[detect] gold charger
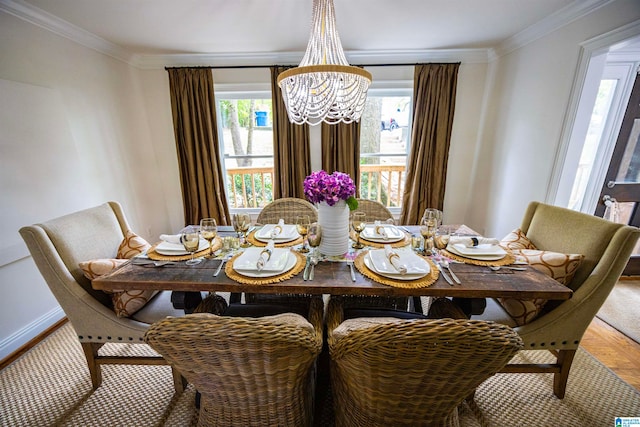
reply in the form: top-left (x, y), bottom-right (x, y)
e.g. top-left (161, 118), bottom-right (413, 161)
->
top-left (441, 249), bottom-right (516, 267)
top-left (246, 230), bottom-right (304, 248)
top-left (147, 237), bottom-right (222, 261)
top-left (225, 250), bottom-right (306, 284)
top-left (350, 230), bottom-right (411, 249)
top-left (354, 251), bottom-right (439, 289)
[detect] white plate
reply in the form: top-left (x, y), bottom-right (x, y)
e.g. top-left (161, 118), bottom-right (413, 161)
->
top-left (155, 239), bottom-right (208, 256)
top-left (364, 253), bottom-right (428, 281)
top-left (254, 224), bottom-right (299, 242)
top-left (447, 244), bottom-right (506, 261)
top-left (233, 247), bottom-right (290, 272)
top-left (360, 224), bottom-right (404, 243)
top-left (233, 249), bottom-right (296, 278)
top-left (368, 249), bottom-right (430, 274)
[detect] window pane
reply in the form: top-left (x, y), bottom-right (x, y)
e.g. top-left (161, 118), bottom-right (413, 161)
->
top-left (358, 96), bottom-right (411, 207)
top-left (217, 99), bottom-right (274, 209)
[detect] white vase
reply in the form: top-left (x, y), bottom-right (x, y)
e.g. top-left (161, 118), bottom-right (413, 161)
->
top-left (317, 200), bottom-right (350, 256)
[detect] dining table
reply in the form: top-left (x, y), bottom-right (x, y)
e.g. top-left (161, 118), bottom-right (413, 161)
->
top-left (92, 224), bottom-right (573, 312)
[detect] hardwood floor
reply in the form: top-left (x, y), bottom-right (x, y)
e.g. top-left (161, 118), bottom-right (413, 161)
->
top-left (582, 316), bottom-right (640, 391)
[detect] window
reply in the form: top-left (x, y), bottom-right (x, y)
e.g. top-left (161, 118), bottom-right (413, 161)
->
top-left (216, 95), bottom-right (274, 211)
top-left (358, 92), bottom-right (412, 209)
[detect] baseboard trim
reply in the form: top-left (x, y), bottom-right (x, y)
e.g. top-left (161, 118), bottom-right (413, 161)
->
top-left (0, 307), bottom-right (66, 369)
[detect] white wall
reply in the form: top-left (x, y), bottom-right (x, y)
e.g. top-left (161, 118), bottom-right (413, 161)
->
top-left (467, 0), bottom-right (640, 238)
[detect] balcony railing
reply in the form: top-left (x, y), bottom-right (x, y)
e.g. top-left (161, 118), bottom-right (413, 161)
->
top-left (225, 164), bottom-right (406, 209)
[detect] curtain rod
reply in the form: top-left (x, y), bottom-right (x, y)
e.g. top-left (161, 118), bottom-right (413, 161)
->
top-left (164, 62), bottom-right (460, 71)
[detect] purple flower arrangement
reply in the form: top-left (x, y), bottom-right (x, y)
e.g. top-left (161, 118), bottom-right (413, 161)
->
top-left (303, 170), bottom-right (358, 210)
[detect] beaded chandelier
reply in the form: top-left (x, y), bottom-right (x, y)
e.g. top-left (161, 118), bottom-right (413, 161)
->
top-left (277, 0), bottom-right (372, 126)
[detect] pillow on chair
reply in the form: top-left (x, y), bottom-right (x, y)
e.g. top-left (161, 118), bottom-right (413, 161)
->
top-left (79, 230), bottom-right (157, 318)
top-left (498, 229), bottom-right (584, 325)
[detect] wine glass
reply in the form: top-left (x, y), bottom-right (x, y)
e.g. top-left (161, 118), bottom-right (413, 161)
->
top-left (307, 223), bottom-right (322, 261)
top-left (233, 213), bottom-right (251, 247)
top-left (296, 214), bottom-right (310, 253)
top-left (420, 215), bottom-right (437, 255)
top-left (351, 212), bottom-right (366, 249)
top-left (199, 218), bottom-right (217, 258)
top-left (180, 226), bottom-right (202, 266)
top-left (422, 208), bottom-right (443, 227)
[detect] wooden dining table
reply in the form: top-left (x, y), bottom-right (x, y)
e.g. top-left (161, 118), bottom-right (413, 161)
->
top-left (92, 226), bottom-right (572, 307)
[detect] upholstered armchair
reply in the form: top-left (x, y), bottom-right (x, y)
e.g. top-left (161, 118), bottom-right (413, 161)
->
top-left (145, 296), bottom-right (324, 427)
top-left (326, 297), bottom-right (523, 427)
top-left (477, 201), bottom-right (640, 398)
top-left (19, 201), bottom-right (187, 391)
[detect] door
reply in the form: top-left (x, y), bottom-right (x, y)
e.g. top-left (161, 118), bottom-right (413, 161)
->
top-left (596, 71), bottom-right (640, 275)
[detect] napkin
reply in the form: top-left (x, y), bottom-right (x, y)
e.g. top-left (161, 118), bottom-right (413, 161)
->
top-left (256, 240), bottom-right (275, 271)
top-left (159, 234), bottom-right (182, 244)
top-left (449, 236), bottom-right (499, 247)
top-left (271, 219), bottom-right (285, 238)
top-left (384, 244), bottom-right (407, 275)
top-left (374, 220), bottom-right (388, 239)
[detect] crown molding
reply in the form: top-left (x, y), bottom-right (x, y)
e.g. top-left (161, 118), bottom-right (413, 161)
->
top-left (494, 0), bottom-right (615, 59)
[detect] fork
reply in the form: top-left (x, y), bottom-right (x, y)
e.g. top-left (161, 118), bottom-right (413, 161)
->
top-left (440, 259), bottom-right (461, 284)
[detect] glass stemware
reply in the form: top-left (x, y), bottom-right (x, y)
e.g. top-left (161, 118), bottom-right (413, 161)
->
top-left (420, 215), bottom-right (437, 255)
top-left (307, 222), bottom-right (322, 261)
top-left (199, 218), bottom-right (217, 258)
top-left (296, 214), bottom-right (310, 253)
top-left (351, 212), bottom-right (366, 249)
top-left (232, 213), bottom-right (251, 247)
top-left (422, 208), bottom-right (443, 227)
top-left (180, 226), bottom-right (202, 266)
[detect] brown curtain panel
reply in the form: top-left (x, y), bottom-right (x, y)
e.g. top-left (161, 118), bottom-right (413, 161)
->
top-left (400, 63), bottom-right (460, 225)
top-left (321, 122), bottom-right (361, 195)
top-left (167, 68), bottom-right (230, 226)
top-left (270, 66), bottom-right (311, 199)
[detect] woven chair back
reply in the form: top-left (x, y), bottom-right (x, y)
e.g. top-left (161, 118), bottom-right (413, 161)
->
top-left (256, 197), bottom-right (318, 225)
top-left (328, 317), bottom-right (523, 427)
top-left (354, 199), bottom-right (394, 223)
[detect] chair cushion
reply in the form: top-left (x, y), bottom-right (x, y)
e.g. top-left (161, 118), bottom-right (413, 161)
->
top-left (131, 290), bottom-right (195, 324)
top-left (498, 230), bottom-right (584, 326)
top-left (78, 230), bottom-right (157, 318)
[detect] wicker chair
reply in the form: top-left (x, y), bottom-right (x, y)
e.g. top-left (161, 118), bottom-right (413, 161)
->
top-left (19, 202), bottom-right (187, 391)
top-left (476, 201), bottom-right (640, 398)
top-left (256, 197), bottom-right (318, 225)
top-left (353, 199), bottom-right (394, 223)
top-left (326, 297), bottom-right (523, 427)
top-left (145, 296), bottom-right (324, 427)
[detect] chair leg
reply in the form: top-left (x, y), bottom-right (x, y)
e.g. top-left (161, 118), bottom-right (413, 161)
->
top-left (81, 342), bottom-right (103, 390)
top-left (172, 366), bottom-right (187, 393)
top-left (553, 349), bottom-right (577, 399)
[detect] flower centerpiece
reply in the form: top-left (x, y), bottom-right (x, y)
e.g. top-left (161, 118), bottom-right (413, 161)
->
top-left (303, 170), bottom-right (358, 210)
top-left (303, 170), bottom-right (358, 256)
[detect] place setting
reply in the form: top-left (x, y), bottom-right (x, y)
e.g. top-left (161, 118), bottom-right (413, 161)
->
top-left (354, 244), bottom-right (439, 289)
top-left (440, 235), bottom-right (516, 267)
top-left (246, 217), bottom-right (305, 248)
top-left (349, 214), bottom-right (411, 249)
top-left (224, 240), bottom-right (306, 284)
top-left (145, 220), bottom-right (223, 264)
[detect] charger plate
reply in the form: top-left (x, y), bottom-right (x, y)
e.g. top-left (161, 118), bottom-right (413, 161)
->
top-left (441, 248), bottom-right (516, 266)
top-left (354, 251), bottom-right (439, 289)
top-left (225, 250), bottom-right (306, 284)
top-left (147, 237), bottom-right (222, 261)
top-left (247, 230), bottom-right (304, 248)
top-left (350, 230), bottom-right (411, 248)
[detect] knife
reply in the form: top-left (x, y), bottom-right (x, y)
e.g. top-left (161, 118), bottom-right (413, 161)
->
top-left (436, 263), bottom-right (454, 285)
top-left (303, 257), bottom-right (310, 281)
top-left (348, 261), bottom-right (356, 282)
top-left (213, 258), bottom-right (226, 277)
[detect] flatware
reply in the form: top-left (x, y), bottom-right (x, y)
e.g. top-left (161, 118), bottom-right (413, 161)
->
top-left (213, 256), bottom-right (229, 277)
top-left (436, 262), bottom-right (454, 285)
top-left (348, 261), bottom-right (356, 282)
top-left (440, 259), bottom-right (461, 284)
top-left (489, 265), bottom-right (528, 271)
top-left (303, 257), bottom-right (311, 281)
top-left (309, 258), bottom-right (317, 281)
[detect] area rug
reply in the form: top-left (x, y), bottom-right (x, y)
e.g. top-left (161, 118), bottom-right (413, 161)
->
top-left (2, 323), bottom-right (640, 426)
top-left (597, 279), bottom-right (640, 344)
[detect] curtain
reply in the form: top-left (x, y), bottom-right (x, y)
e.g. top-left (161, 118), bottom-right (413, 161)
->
top-left (400, 63), bottom-right (460, 225)
top-left (270, 66), bottom-right (311, 199)
top-left (167, 68), bottom-right (230, 226)
top-left (321, 122), bottom-right (361, 195)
